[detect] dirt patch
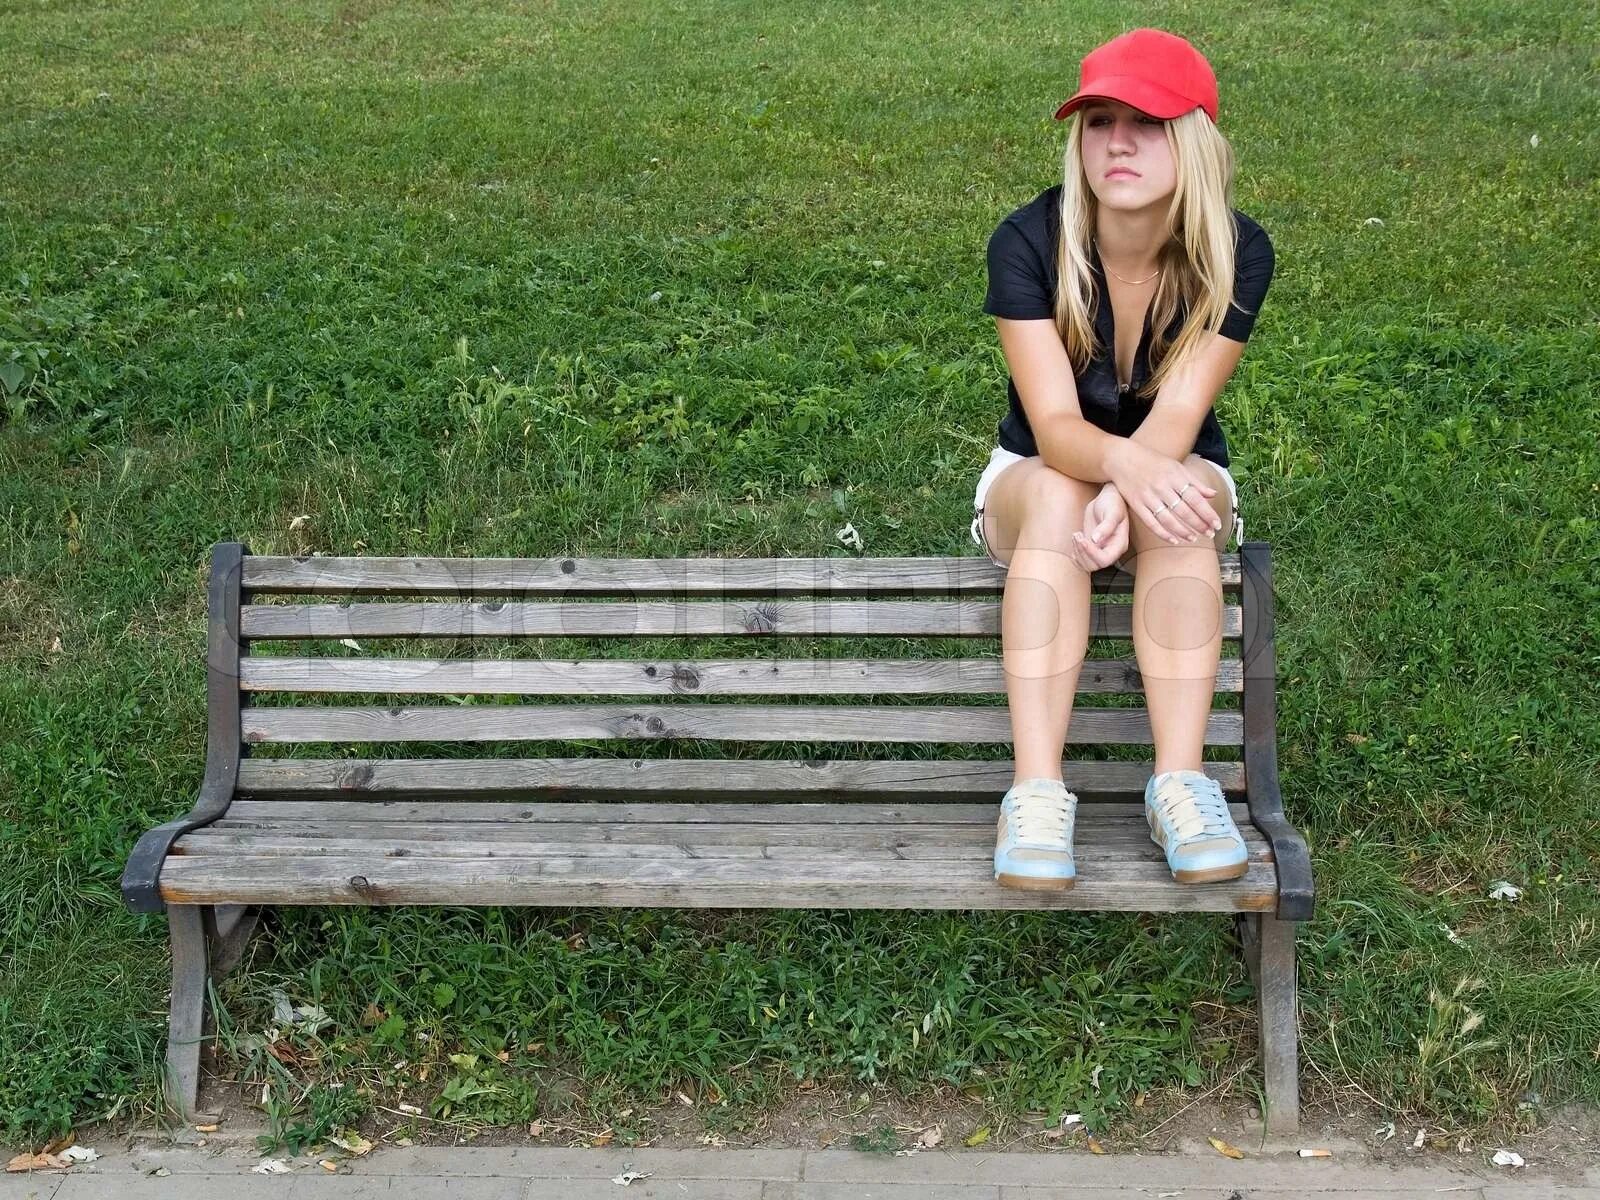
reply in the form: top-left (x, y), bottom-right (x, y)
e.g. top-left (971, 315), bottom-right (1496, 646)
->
top-left (69, 1070), bottom-right (1599, 1184)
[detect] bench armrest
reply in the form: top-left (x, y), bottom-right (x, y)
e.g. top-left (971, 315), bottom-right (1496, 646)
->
top-left (1239, 540), bottom-right (1315, 923)
top-left (121, 540), bottom-right (249, 915)
top-left (1247, 778), bottom-right (1314, 922)
top-left (121, 768), bottom-right (237, 914)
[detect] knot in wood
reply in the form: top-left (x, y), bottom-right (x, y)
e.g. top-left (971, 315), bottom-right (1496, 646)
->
top-left (646, 716), bottom-right (666, 733)
top-left (339, 764), bottom-right (375, 791)
top-left (348, 875), bottom-right (374, 894)
top-left (742, 603), bottom-right (779, 634)
top-left (560, 559), bottom-right (577, 574)
top-left (670, 664), bottom-right (701, 691)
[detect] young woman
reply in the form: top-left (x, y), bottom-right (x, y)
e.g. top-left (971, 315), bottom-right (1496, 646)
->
top-left (968, 28), bottom-right (1276, 891)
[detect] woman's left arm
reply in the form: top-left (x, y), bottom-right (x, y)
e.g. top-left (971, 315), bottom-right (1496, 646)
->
top-left (1127, 331), bottom-right (1248, 462)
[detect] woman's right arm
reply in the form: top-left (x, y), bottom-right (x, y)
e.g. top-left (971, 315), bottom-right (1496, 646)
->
top-left (994, 316), bottom-right (1129, 485)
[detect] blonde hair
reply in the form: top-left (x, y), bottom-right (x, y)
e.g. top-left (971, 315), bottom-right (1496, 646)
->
top-left (1052, 107), bottom-right (1247, 399)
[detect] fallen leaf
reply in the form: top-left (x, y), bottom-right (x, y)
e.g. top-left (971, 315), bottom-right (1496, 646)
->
top-left (1492, 1149), bottom-right (1526, 1168)
top-left (1208, 1136), bottom-right (1245, 1160)
top-left (528, 1122), bottom-right (545, 1138)
top-left (7, 1152), bottom-right (67, 1173)
top-left (328, 1130), bottom-right (373, 1157)
top-left (1087, 1136), bottom-right (1106, 1155)
top-left (964, 1127), bottom-right (990, 1148)
top-left (41, 1133), bottom-right (74, 1156)
top-left (360, 1002), bottom-right (386, 1027)
top-left (611, 1170), bottom-right (652, 1185)
top-left (591, 1131), bottom-right (614, 1148)
top-left (917, 1126), bottom-right (943, 1149)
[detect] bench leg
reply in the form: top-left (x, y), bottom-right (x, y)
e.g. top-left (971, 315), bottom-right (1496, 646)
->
top-left (1246, 913), bottom-right (1300, 1134)
top-left (165, 904), bottom-right (217, 1123)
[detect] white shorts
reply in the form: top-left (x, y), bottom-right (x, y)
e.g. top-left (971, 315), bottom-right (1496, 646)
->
top-left (967, 444), bottom-right (1244, 568)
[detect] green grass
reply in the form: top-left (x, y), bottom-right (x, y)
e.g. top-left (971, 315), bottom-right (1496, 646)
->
top-left (3, 0), bottom-right (1598, 1147)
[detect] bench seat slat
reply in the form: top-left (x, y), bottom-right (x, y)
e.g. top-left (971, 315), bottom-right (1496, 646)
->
top-left (239, 704), bottom-right (1245, 746)
top-left (234, 757), bottom-right (1248, 798)
top-left (178, 835), bottom-right (1271, 862)
top-left (158, 853), bottom-right (1277, 912)
top-left (223, 800), bottom-right (1255, 825)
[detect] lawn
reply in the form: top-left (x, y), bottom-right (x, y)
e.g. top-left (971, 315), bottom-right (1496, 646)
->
top-left (2, 0), bottom-right (1597, 1147)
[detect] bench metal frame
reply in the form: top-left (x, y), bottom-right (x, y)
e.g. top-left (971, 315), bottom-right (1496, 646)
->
top-left (122, 540), bottom-right (1312, 1130)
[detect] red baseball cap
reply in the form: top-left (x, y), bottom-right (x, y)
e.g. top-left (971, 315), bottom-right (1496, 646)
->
top-left (1053, 28), bottom-right (1219, 124)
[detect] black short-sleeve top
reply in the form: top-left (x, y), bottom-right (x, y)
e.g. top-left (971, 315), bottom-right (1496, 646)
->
top-left (982, 183), bottom-right (1275, 469)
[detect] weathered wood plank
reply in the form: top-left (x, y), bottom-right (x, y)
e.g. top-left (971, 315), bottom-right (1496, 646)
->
top-left (239, 704), bottom-right (1246, 746)
top-left (235, 757), bottom-right (1248, 800)
top-left (174, 830), bottom-right (1273, 862)
top-left (238, 656), bottom-right (1246, 696)
top-left (158, 853), bottom-right (1278, 912)
top-left (178, 825), bottom-right (1273, 857)
top-left (241, 554), bottom-right (1243, 596)
top-left (222, 799), bottom-right (1258, 827)
top-left (239, 600), bottom-right (1244, 640)
top-left (163, 906), bottom-right (214, 1122)
top-left (1256, 914), bottom-right (1301, 1133)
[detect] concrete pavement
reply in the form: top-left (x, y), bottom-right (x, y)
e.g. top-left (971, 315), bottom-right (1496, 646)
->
top-left (4, 1143), bottom-right (1596, 1200)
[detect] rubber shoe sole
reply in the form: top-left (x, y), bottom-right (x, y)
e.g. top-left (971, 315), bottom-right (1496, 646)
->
top-left (1147, 808), bottom-right (1249, 884)
top-left (995, 869), bottom-right (1076, 892)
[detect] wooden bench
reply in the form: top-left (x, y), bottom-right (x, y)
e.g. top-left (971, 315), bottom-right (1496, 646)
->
top-left (121, 540), bottom-right (1313, 1131)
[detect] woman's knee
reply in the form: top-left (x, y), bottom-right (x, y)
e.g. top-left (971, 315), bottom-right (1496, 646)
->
top-left (1016, 465), bottom-right (1100, 533)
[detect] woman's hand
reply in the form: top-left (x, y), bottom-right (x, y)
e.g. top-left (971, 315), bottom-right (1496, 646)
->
top-left (1070, 483), bottom-right (1130, 573)
top-left (1107, 441), bottom-right (1221, 544)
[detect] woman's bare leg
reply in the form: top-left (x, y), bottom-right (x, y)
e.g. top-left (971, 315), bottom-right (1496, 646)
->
top-left (979, 459), bottom-right (1105, 783)
top-left (1115, 454), bottom-right (1233, 775)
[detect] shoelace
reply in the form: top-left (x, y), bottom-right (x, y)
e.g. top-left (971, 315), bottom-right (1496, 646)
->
top-left (1148, 773), bottom-right (1233, 843)
top-left (1006, 786), bottom-right (1076, 845)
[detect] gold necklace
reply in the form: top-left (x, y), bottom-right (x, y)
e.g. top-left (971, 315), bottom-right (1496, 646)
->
top-left (1093, 239), bottom-right (1162, 286)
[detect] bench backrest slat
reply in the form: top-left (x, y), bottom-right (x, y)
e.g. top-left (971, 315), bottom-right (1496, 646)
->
top-left (239, 657), bottom-right (1245, 695)
top-left (241, 555), bottom-right (1243, 595)
top-left (239, 599), bottom-right (1243, 640)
